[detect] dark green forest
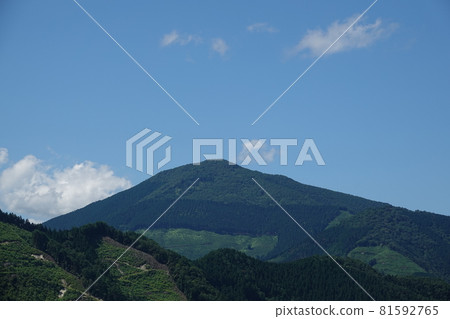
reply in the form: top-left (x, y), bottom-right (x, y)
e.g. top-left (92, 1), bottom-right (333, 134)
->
top-left (0, 210), bottom-right (217, 300)
top-left (196, 249), bottom-right (450, 301)
top-left (45, 161), bottom-right (386, 232)
top-left (43, 160), bottom-right (450, 282)
top-left (1, 209), bottom-right (450, 301)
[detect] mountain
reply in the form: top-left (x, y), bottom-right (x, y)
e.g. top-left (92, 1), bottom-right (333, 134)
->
top-left (2, 210), bottom-right (450, 301)
top-left (0, 210), bottom-right (215, 301)
top-left (45, 160), bottom-right (386, 233)
top-left (44, 160), bottom-right (450, 282)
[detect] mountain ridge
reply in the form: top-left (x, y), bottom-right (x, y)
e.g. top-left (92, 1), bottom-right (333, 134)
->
top-left (44, 160), bottom-right (388, 229)
top-left (43, 160), bottom-right (450, 282)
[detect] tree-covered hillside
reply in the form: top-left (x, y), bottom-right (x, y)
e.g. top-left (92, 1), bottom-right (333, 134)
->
top-left (0, 220), bottom-right (86, 300)
top-left (44, 160), bottom-right (386, 232)
top-left (42, 160), bottom-right (450, 282)
top-left (43, 160), bottom-right (387, 261)
top-left (0, 210), bottom-right (218, 301)
top-left (2, 210), bottom-right (450, 301)
top-left (195, 249), bottom-right (450, 301)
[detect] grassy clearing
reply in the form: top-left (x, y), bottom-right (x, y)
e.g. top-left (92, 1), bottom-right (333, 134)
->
top-left (97, 240), bottom-right (185, 300)
top-left (325, 210), bottom-right (353, 230)
top-left (348, 246), bottom-right (426, 277)
top-left (140, 228), bottom-right (278, 260)
top-left (118, 270), bottom-right (183, 301)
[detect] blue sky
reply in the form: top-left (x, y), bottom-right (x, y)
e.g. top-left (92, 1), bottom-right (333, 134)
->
top-left (1, 0), bottom-right (449, 222)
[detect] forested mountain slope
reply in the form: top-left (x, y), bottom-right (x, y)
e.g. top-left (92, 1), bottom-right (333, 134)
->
top-left (2, 210), bottom-right (450, 301)
top-left (43, 161), bottom-right (450, 282)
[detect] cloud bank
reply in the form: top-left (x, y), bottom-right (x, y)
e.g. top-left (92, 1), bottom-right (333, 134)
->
top-left (290, 15), bottom-right (396, 57)
top-left (0, 151), bottom-right (131, 223)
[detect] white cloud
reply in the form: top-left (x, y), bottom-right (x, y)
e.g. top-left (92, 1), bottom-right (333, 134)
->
top-left (161, 30), bottom-right (179, 46)
top-left (290, 16), bottom-right (396, 57)
top-left (161, 30), bottom-right (202, 47)
top-left (211, 38), bottom-right (229, 56)
top-left (0, 148), bottom-right (8, 165)
top-left (238, 139), bottom-right (277, 164)
top-left (247, 22), bottom-right (277, 33)
top-left (0, 155), bottom-right (131, 223)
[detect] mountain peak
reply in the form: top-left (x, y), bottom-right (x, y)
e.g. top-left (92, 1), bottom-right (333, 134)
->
top-left (42, 162), bottom-right (450, 282)
top-left (44, 161), bottom-right (385, 231)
